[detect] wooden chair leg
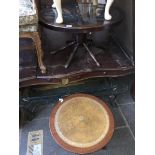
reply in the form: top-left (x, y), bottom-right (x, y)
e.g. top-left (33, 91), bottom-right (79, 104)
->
top-left (32, 32), bottom-right (46, 74)
top-left (20, 32), bottom-right (46, 74)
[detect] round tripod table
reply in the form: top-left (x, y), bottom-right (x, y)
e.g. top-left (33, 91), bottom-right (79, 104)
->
top-left (39, 4), bottom-right (123, 68)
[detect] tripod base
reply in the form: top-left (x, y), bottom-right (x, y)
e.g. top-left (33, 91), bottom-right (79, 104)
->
top-left (51, 33), bottom-right (100, 68)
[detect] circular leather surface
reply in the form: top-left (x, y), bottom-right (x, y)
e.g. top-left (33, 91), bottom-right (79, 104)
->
top-left (49, 94), bottom-right (114, 154)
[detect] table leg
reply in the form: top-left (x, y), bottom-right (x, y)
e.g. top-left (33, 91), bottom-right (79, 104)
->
top-left (83, 43), bottom-right (100, 67)
top-left (50, 42), bottom-right (75, 54)
top-left (65, 44), bottom-right (79, 68)
top-left (53, 0), bottom-right (63, 23)
top-left (104, 0), bottom-right (114, 20)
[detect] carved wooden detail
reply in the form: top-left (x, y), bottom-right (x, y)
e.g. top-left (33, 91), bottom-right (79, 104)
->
top-left (20, 32), bottom-right (46, 74)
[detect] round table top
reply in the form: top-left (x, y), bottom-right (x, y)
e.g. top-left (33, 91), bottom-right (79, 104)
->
top-left (49, 93), bottom-right (114, 154)
top-left (39, 4), bottom-right (123, 32)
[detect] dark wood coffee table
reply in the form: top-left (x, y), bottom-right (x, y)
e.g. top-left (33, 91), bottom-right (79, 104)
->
top-left (39, 4), bottom-right (123, 68)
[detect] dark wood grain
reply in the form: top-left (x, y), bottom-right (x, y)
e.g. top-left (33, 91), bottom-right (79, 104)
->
top-left (19, 38), bottom-right (134, 88)
top-left (19, 5), bottom-right (134, 88)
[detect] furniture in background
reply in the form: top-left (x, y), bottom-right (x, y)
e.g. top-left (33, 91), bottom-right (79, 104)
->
top-left (19, 0), bottom-right (134, 88)
top-left (19, 0), bottom-right (46, 74)
top-left (39, 4), bottom-right (122, 68)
